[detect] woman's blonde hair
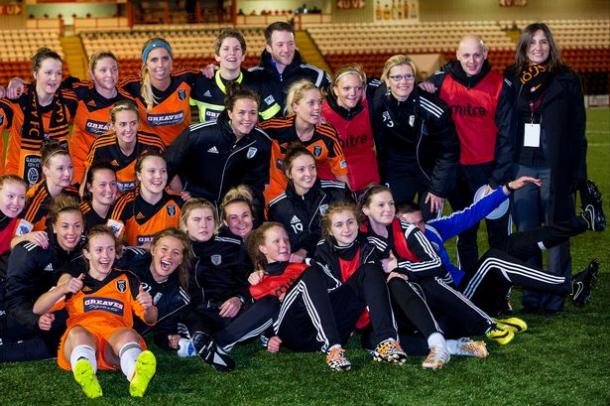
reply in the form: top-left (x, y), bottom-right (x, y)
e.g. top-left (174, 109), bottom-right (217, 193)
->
top-left (381, 55), bottom-right (417, 84)
top-left (220, 185), bottom-right (254, 223)
top-left (0, 174), bottom-right (27, 190)
top-left (180, 197), bottom-right (218, 234)
top-left (331, 64), bottom-right (366, 98)
top-left (140, 38), bottom-right (173, 111)
top-left (285, 79), bottom-right (321, 114)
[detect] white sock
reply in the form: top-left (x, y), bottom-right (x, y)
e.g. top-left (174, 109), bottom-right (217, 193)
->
top-left (445, 339), bottom-right (459, 355)
top-left (427, 332), bottom-right (447, 352)
top-left (70, 345), bottom-right (97, 373)
top-left (119, 342), bottom-right (142, 381)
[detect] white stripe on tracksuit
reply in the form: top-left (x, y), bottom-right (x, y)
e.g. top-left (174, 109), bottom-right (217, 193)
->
top-left (397, 232), bottom-right (443, 273)
top-left (273, 280), bottom-right (332, 352)
top-left (220, 318), bottom-right (274, 353)
top-left (462, 256), bottom-right (566, 299)
top-left (435, 278), bottom-right (494, 324)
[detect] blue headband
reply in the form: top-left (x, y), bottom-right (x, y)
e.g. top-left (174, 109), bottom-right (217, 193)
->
top-left (142, 40), bottom-right (172, 64)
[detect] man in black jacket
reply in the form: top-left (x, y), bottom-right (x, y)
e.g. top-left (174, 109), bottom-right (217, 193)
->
top-left (248, 21), bottom-right (331, 119)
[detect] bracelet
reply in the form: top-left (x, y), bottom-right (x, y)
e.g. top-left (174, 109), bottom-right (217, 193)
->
top-left (505, 182), bottom-right (515, 193)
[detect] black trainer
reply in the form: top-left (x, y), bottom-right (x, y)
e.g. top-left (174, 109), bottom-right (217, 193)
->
top-left (572, 259), bottom-right (600, 307)
top-left (580, 180), bottom-right (606, 231)
top-left (198, 338), bottom-right (236, 372)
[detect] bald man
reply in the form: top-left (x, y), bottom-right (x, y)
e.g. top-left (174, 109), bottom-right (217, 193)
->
top-left (420, 35), bottom-right (514, 273)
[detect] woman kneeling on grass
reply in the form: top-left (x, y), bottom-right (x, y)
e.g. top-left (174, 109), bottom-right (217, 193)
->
top-left (33, 226), bottom-right (158, 399)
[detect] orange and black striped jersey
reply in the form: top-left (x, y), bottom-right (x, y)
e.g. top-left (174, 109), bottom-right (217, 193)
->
top-left (109, 189), bottom-right (183, 247)
top-left (80, 200), bottom-right (108, 233)
top-left (0, 99), bottom-right (14, 174)
top-left (70, 81), bottom-right (126, 184)
top-left (84, 131), bottom-right (165, 192)
top-left (3, 87), bottom-right (78, 189)
top-left (51, 269), bottom-right (148, 333)
top-left (24, 181), bottom-right (80, 231)
top-left (259, 115), bottom-right (348, 204)
top-left (118, 69), bottom-right (200, 147)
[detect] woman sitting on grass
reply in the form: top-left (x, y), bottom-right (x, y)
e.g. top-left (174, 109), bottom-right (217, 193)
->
top-left (246, 222), bottom-right (406, 371)
top-left (33, 225), bottom-right (158, 399)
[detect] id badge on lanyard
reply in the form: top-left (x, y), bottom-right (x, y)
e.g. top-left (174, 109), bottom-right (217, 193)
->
top-left (524, 98), bottom-right (542, 148)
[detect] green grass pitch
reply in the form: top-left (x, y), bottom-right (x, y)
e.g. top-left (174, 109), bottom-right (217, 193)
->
top-left (1, 108), bottom-right (609, 405)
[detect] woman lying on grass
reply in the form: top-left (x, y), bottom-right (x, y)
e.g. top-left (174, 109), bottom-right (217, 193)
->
top-left (33, 225), bottom-right (158, 399)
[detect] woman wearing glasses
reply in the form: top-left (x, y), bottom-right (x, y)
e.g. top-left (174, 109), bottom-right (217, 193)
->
top-left (371, 55), bottom-right (459, 219)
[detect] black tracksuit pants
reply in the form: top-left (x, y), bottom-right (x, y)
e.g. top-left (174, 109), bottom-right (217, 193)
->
top-left (414, 276), bottom-right (493, 339)
top-left (185, 296), bottom-right (279, 353)
top-left (275, 264), bottom-right (397, 352)
top-left (387, 277), bottom-right (443, 338)
top-left (457, 217), bottom-right (588, 316)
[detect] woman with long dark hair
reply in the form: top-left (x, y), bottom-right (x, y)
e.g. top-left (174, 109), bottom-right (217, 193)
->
top-left (505, 22), bottom-right (588, 313)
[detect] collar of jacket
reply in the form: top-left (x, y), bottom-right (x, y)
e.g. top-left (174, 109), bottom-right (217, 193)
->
top-left (326, 91), bottom-right (364, 120)
top-left (217, 109), bottom-right (258, 144)
top-left (386, 87), bottom-right (418, 114)
top-left (445, 59), bottom-right (491, 88)
top-left (266, 261), bottom-right (289, 275)
top-left (285, 178), bottom-right (324, 201)
top-left (259, 49), bottom-right (305, 78)
top-left (217, 225), bottom-right (245, 242)
top-left (45, 225), bottom-right (83, 263)
top-left (192, 238), bottom-right (217, 256)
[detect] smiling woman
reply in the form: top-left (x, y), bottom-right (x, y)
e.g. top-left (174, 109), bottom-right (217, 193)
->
top-left (3, 48), bottom-right (78, 188)
top-left (32, 225), bottom-right (158, 399)
top-left (83, 100), bottom-right (165, 191)
top-left (506, 22), bottom-right (588, 313)
top-left (164, 84), bottom-right (271, 212)
top-left (260, 79), bottom-right (349, 205)
top-left (267, 145), bottom-right (351, 263)
top-left (109, 153), bottom-right (183, 247)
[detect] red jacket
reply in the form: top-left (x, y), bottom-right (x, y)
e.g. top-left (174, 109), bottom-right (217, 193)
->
top-left (321, 98), bottom-right (380, 192)
top-left (439, 70), bottom-right (503, 165)
top-left (249, 262), bottom-right (309, 300)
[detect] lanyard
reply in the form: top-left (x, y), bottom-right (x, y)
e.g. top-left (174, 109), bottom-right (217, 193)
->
top-left (528, 96), bottom-right (543, 123)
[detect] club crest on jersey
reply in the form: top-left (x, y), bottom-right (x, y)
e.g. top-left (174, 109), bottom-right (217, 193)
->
top-left (382, 111), bottom-right (394, 128)
top-left (264, 95), bottom-right (275, 105)
top-left (116, 279), bottom-right (127, 293)
top-left (319, 204), bottom-right (329, 215)
top-left (247, 147), bottom-right (257, 159)
top-left (24, 155), bottom-right (41, 187)
top-left (178, 89), bottom-right (186, 100)
top-left (409, 115), bottom-right (415, 127)
top-left (312, 146), bottom-right (322, 158)
top-left (211, 254), bottom-right (222, 265)
top-left (167, 205), bottom-right (176, 216)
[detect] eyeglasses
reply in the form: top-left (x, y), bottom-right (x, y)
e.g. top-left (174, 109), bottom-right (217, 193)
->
top-left (389, 74), bottom-right (415, 82)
